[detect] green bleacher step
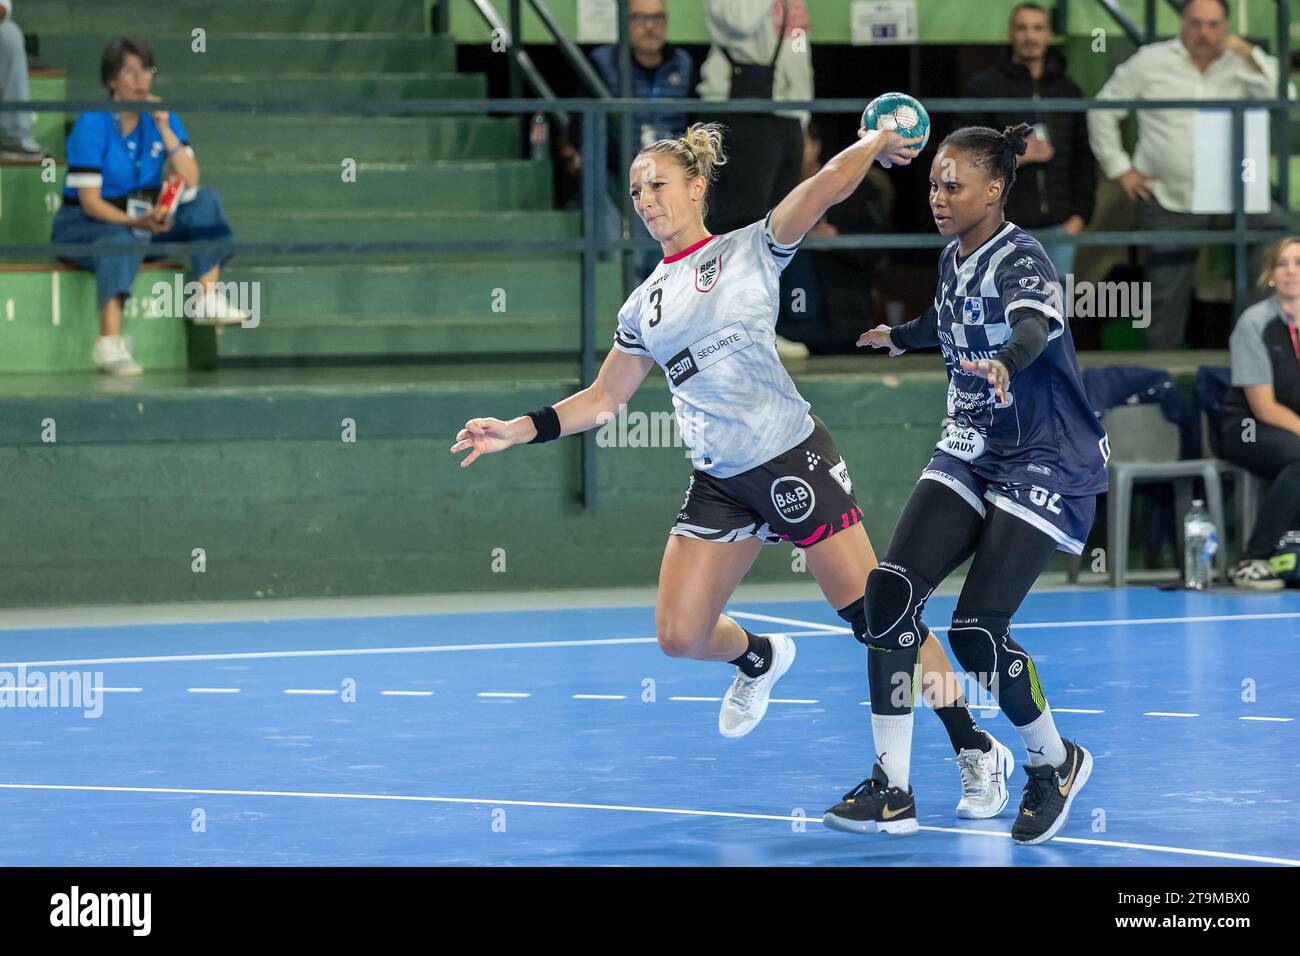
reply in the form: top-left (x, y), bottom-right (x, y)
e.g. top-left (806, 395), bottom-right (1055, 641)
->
top-left (220, 260), bottom-right (623, 319)
top-left (0, 162), bottom-right (61, 245)
top-left (22, 0), bottom-right (427, 35)
top-left (213, 315), bottom-right (583, 360)
top-left (0, 268), bottom-right (190, 373)
top-left (139, 72), bottom-right (486, 103)
top-left (180, 116), bottom-right (520, 163)
top-left (230, 210), bottom-right (579, 244)
top-left (38, 35), bottom-right (455, 81)
top-left (28, 72), bottom-right (66, 160)
top-left (203, 161), bottom-right (551, 212)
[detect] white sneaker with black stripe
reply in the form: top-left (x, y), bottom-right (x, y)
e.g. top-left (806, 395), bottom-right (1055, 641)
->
top-left (955, 732), bottom-right (1014, 819)
top-left (718, 634), bottom-right (796, 739)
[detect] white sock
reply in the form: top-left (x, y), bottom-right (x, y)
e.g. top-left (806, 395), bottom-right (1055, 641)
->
top-left (871, 713), bottom-right (914, 790)
top-left (1016, 706), bottom-right (1067, 767)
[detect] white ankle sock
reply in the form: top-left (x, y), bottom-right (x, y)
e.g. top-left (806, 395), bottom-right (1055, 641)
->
top-left (1016, 706), bottom-right (1067, 767)
top-left (871, 713), bottom-right (914, 790)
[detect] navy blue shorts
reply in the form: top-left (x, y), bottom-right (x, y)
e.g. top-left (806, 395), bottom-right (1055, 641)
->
top-left (920, 451), bottom-right (1097, 555)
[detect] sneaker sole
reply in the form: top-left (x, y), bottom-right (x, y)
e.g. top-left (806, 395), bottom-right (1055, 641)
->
top-left (1014, 744), bottom-right (1093, 846)
top-left (821, 812), bottom-right (918, 836)
top-left (955, 738), bottom-right (1014, 820)
top-left (717, 635), bottom-right (795, 739)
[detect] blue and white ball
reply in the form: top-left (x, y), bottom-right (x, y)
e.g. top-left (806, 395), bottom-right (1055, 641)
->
top-left (861, 92), bottom-right (931, 152)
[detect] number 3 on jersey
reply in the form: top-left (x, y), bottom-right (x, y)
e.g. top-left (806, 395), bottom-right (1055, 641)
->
top-left (648, 287), bottom-right (664, 327)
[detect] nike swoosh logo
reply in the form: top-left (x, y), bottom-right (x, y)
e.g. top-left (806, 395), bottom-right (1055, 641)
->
top-left (881, 802), bottom-right (913, 820)
top-left (1056, 751), bottom-right (1078, 797)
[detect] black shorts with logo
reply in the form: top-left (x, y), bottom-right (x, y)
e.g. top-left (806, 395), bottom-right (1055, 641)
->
top-left (669, 416), bottom-right (864, 547)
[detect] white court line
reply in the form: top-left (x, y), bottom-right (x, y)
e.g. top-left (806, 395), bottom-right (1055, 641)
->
top-left (380, 691), bottom-right (433, 697)
top-left (478, 692), bottom-right (529, 699)
top-left (284, 689), bottom-right (337, 696)
top-left (770, 698), bottom-right (819, 705)
top-left (1055, 708), bottom-right (1105, 714)
top-left (572, 694), bottom-right (626, 700)
top-left (1239, 716), bottom-right (1293, 722)
top-left (727, 611), bottom-right (844, 632)
top-left (186, 688), bottom-right (240, 695)
top-left (1144, 711), bottom-right (1199, 718)
top-left (0, 781), bottom-right (1294, 867)
top-left (0, 610), bottom-right (1294, 670)
top-left (0, 686), bottom-right (141, 693)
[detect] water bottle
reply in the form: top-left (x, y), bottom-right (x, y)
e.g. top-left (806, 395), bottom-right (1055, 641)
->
top-left (529, 113), bottom-right (549, 161)
top-left (1183, 499), bottom-right (1218, 590)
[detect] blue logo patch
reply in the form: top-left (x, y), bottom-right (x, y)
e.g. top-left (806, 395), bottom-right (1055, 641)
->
top-left (962, 297), bottom-right (985, 324)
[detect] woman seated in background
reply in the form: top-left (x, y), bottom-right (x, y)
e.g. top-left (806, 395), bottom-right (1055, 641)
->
top-left (51, 37), bottom-right (244, 376)
top-left (1219, 236), bottom-right (1300, 590)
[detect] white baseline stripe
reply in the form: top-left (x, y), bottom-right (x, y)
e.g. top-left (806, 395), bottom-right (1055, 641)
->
top-left (1055, 708), bottom-right (1105, 714)
top-left (0, 612), bottom-right (1294, 670)
top-left (1239, 716), bottom-right (1293, 722)
top-left (727, 611), bottom-right (843, 632)
top-left (1144, 711), bottom-right (1199, 718)
top-left (0, 782), bottom-right (1294, 866)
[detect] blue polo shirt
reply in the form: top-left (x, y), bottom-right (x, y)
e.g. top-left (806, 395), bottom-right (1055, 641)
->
top-left (63, 110), bottom-right (190, 202)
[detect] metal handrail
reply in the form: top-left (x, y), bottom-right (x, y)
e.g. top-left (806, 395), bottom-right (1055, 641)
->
top-left (465, 0), bottom-right (570, 130)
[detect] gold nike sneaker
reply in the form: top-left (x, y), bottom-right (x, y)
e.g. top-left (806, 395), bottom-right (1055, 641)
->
top-left (1011, 738), bottom-right (1093, 845)
top-left (822, 763), bottom-right (918, 836)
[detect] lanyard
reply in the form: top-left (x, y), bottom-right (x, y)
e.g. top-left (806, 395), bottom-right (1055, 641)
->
top-left (1288, 320), bottom-right (1300, 368)
top-left (115, 112), bottom-right (146, 191)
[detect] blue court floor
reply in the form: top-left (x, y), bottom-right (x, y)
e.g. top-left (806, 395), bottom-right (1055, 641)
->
top-left (0, 587), bottom-right (1296, 866)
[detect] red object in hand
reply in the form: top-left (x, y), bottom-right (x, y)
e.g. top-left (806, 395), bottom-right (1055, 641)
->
top-left (153, 172), bottom-right (184, 222)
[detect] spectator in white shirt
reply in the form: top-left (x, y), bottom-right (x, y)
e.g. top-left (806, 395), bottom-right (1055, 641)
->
top-left (1087, 0), bottom-right (1294, 349)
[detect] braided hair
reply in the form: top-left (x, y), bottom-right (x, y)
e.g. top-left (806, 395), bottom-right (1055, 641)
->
top-left (937, 123), bottom-right (1033, 205)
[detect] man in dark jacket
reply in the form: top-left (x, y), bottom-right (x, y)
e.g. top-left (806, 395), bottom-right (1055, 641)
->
top-left (962, 2), bottom-right (1096, 281)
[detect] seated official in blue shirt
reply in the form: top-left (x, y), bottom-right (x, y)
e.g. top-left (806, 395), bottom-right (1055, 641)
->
top-left (51, 37), bottom-right (243, 376)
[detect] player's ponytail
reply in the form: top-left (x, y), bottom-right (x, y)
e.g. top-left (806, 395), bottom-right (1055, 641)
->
top-left (936, 124), bottom-right (1030, 206)
top-left (639, 123), bottom-right (728, 218)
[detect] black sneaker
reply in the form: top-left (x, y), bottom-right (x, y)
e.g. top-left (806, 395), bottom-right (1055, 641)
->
top-left (1011, 738), bottom-right (1093, 845)
top-left (822, 763), bottom-right (918, 836)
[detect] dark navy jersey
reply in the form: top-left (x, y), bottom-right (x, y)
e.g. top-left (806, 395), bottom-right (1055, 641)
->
top-left (930, 222), bottom-right (1109, 497)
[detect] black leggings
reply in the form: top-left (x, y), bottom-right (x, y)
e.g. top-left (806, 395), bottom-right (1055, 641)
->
top-left (867, 478), bottom-right (1061, 727)
top-left (1219, 418), bottom-right (1300, 560)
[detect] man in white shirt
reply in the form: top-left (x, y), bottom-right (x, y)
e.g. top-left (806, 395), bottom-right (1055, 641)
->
top-left (1087, 0), bottom-right (1294, 349)
top-left (698, 0), bottom-right (813, 235)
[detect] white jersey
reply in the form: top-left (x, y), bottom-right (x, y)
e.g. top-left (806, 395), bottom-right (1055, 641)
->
top-left (611, 216), bottom-right (814, 478)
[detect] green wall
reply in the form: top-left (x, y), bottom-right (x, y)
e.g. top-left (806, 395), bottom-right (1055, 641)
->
top-left (438, 0), bottom-right (1292, 46)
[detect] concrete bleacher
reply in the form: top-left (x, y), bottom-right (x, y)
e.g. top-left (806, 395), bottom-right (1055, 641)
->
top-left (5, 0), bottom-right (621, 373)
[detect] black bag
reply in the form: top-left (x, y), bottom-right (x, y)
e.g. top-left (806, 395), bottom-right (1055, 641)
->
top-left (717, 1), bottom-right (787, 100)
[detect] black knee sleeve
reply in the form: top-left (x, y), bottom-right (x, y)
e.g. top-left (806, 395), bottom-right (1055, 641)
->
top-left (839, 598), bottom-right (930, 646)
top-left (861, 562), bottom-right (933, 650)
top-left (947, 614), bottom-right (1028, 693)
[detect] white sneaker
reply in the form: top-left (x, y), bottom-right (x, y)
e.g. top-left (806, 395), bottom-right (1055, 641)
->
top-left (1232, 559), bottom-right (1284, 591)
top-left (189, 288), bottom-right (250, 326)
top-left (774, 334), bottom-right (809, 361)
top-left (718, 633), bottom-right (796, 739)
top-left (955, 732), bottom-right (1014, 819)
top-left (91, 335), bottom-right (143, 376)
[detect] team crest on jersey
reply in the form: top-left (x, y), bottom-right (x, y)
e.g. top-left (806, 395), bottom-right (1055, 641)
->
top-left (695, 255), bottom-right (723, 293)
top-left (1013, 256), bottom-right (1037, 269)
top-left (962, 297), bottom-right (985, 324)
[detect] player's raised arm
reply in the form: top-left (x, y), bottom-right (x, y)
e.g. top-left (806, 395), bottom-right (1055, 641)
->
top-left (767, 128), bottom-right (922, 247)
top-left (450, 348), bottom-right (655, 468)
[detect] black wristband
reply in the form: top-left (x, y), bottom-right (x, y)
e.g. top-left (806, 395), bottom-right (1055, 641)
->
top-left (525, 405), bottom-right (561, 444)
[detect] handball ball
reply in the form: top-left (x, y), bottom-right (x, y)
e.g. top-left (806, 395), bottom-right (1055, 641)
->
top-left (862, 92), bottom-right (931, 151)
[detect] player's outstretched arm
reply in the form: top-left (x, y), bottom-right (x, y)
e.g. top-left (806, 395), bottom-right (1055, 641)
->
top-left (858, 305), bottom-right (940, 356)
top-left (767, 128), bottom-right (923, 247)
top-left (450, 348), bottom-right (655, 468)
